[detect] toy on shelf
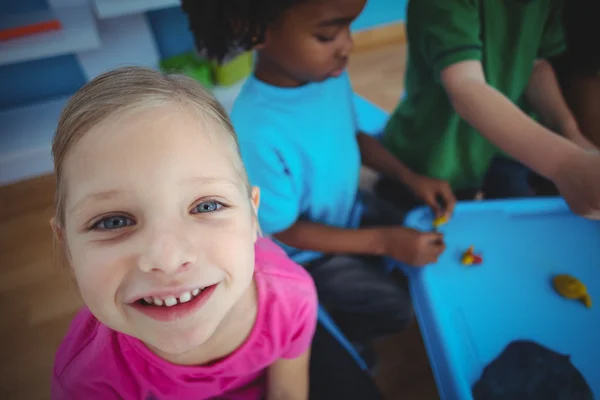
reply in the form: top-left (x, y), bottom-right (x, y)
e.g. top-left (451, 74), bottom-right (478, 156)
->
top-left (0, 10), bottom-right (62, 42)
top-left (461, 246), bottom-right (482, 266)
top-left (160, 50), bottom-right (253, 89)
top-left (159, 51), bottom-right (213, 88)
top-left (210, 51), bottom-right (253, 86)
top-left (553, 274), bottom-right (592, 308)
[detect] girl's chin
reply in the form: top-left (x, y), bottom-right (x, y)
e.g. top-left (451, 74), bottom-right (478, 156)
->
top-left (143, 332), bottom-right (213, 362)
top-left (129, 305), bottom-right (222, 355)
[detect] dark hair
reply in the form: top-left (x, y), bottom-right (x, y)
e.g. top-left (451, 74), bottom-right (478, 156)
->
top-left (181, 0), bottom-right (303, 62)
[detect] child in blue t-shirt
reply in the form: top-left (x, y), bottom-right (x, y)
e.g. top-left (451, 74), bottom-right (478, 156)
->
top-left (182, 0), bottom-right (455, 358)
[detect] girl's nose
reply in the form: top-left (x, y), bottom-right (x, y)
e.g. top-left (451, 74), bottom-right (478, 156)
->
top-left (137, 229), bottom-right (196, 275)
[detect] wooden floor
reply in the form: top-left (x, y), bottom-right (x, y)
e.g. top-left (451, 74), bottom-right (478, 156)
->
top-left (0, 41), bottom-right (439, 400)
top-left (350, 42), bottom-right (440, 400)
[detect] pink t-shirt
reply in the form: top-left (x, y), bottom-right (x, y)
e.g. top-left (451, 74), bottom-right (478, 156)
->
top-left (52, 237), bottom-right (318, 400)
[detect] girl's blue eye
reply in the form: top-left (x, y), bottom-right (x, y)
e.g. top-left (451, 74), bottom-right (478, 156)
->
top-left (192, 200), bottom-right (222, 214)
top-left (93, 216), bottom-right (134, 230)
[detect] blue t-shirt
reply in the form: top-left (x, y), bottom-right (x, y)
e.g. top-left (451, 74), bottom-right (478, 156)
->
top-left (230, 72), bottom-right (366, 264)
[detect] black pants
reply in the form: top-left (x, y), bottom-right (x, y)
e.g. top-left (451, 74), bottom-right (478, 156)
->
top-left (309, 321), bottom-right (383, 399)
top-left (304, 192), bottom-right (413, 345)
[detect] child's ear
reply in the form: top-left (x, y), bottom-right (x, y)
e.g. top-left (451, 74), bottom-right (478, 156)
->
top-left (51, 217), bottom-right (74, 265)
top-left (251, 186), bottom-right (260, 217)
top-left (256, 28), bottom-right (271, 50)
top-left (250, 186), bottom-right (261, 239)
top-left (50, 217), bottom-right (64, 244)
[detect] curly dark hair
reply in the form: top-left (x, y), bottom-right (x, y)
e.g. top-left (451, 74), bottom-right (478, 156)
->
top-left (181, 0), bottom-right (304, 62)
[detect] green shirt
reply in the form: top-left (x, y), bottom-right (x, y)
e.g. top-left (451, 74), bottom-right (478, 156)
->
top-left (383, 0), bottom-right (566, 190)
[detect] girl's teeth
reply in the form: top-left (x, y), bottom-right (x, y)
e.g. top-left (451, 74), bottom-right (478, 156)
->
top-left (141, 288), bottom-right (204, 307)
top-left (164, 296), bottom-right (177, 307)
top-left (179, 291), bottom-right (192, 303)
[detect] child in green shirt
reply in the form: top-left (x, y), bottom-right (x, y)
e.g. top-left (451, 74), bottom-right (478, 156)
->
top-left (379, 0), bottom-right (600, 219)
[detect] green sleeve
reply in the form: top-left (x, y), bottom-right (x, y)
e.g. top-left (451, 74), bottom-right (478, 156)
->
top-left (408, 0), bottom-right (482, 80)
top-left (538, 0), bottom-right (567, 59)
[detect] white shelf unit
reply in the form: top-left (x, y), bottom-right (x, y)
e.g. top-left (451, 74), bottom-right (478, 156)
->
top-left (74, 12), bottom-right (244, 113)
top-left (0, 79), bottom-right (244, 186)
top-left (0, 0), bottom-right (247, 186)
top-left (93, 0), bottom-right (180, 19)
top-left (0, 5), bottom-right (101, 66)
top-left (76, 13), bottom-right (161, 80)
top-left (0, 96), bottom-right (69, 185)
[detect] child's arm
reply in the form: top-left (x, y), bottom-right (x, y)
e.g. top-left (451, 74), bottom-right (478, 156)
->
top-left (275, 221), bottom-right (444, 267)
top-left (241, 142), bottom-right (445, 265)
top-left (357, 132), bottom-right (456, 217)
top-left (525, 59), bottom-right (596, 149)
top-left (266, 349), bottom-right (310, 400)
top-left (440, 60), bottom-right (578, 178)
top-left (441, 60), bottom-right (600, 218)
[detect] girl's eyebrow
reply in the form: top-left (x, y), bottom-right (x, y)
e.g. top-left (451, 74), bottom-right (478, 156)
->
top-left (182, 176), bottom-right (239, 187)
top-left (69, 190), bottom-right (122, 215)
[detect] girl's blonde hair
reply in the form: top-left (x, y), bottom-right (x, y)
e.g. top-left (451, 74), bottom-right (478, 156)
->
top-left (52, 66), bottom-right (250, 226)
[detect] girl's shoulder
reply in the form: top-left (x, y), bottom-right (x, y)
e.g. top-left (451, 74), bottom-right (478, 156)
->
top-left (53, 308), bottom-right (103, 376)
top-left (52, 308), bottom-right (128, 399)
top-left (253, 236), bottom-right (317, 320)
top-left (254, 237), bottom-right (315, 291)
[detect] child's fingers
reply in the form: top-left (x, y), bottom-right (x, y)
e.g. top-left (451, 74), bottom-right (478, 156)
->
top-left (425, 195), bottom-right (444, 218)
top-left (423, 232), bottom-right (444, 245)
top-left (427, 235), bottom-right (446, 258)
top-left (426, 253), bottom-right (441, 264)
top-left (440, 185), bottom-right (457, 216)
top-left (417, 233), bottom-right (445, 265)
top-left (432, 241), bottom-right (446, 255)
top-left (425, 245), bottom-right (445, 263)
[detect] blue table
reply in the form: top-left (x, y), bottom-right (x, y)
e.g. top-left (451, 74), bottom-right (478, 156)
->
top-left (403, 197), bottom-right (599, 400)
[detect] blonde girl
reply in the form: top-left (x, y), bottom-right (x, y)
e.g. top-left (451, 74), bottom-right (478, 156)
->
top-left (50, 66), bottom-right (317, 400)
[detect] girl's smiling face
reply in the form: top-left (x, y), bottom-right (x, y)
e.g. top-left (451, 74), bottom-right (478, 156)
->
top-left (57, 105), bottom-right (259, 356)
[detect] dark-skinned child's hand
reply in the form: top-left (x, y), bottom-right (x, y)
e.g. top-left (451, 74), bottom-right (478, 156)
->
top-left (378, 227), bottom-right (445, 267)
top-left (406, 173), bottom-right (456, 218)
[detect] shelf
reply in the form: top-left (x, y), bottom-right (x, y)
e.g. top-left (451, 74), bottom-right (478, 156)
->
top-left (0, 76), bottom-right (244, 185)
top-left (0, 96), bottom-right (69, 185)
top-left (93, 0), bottom-right (180, 19)
top-left (77, 12), bottom-right (244, 112)
top-left (0, 5), bottom-right (101, 66)
top-left (0, 81), bottom-right (245, 153)
top-left (76, 13), bottom-right (160, 80)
